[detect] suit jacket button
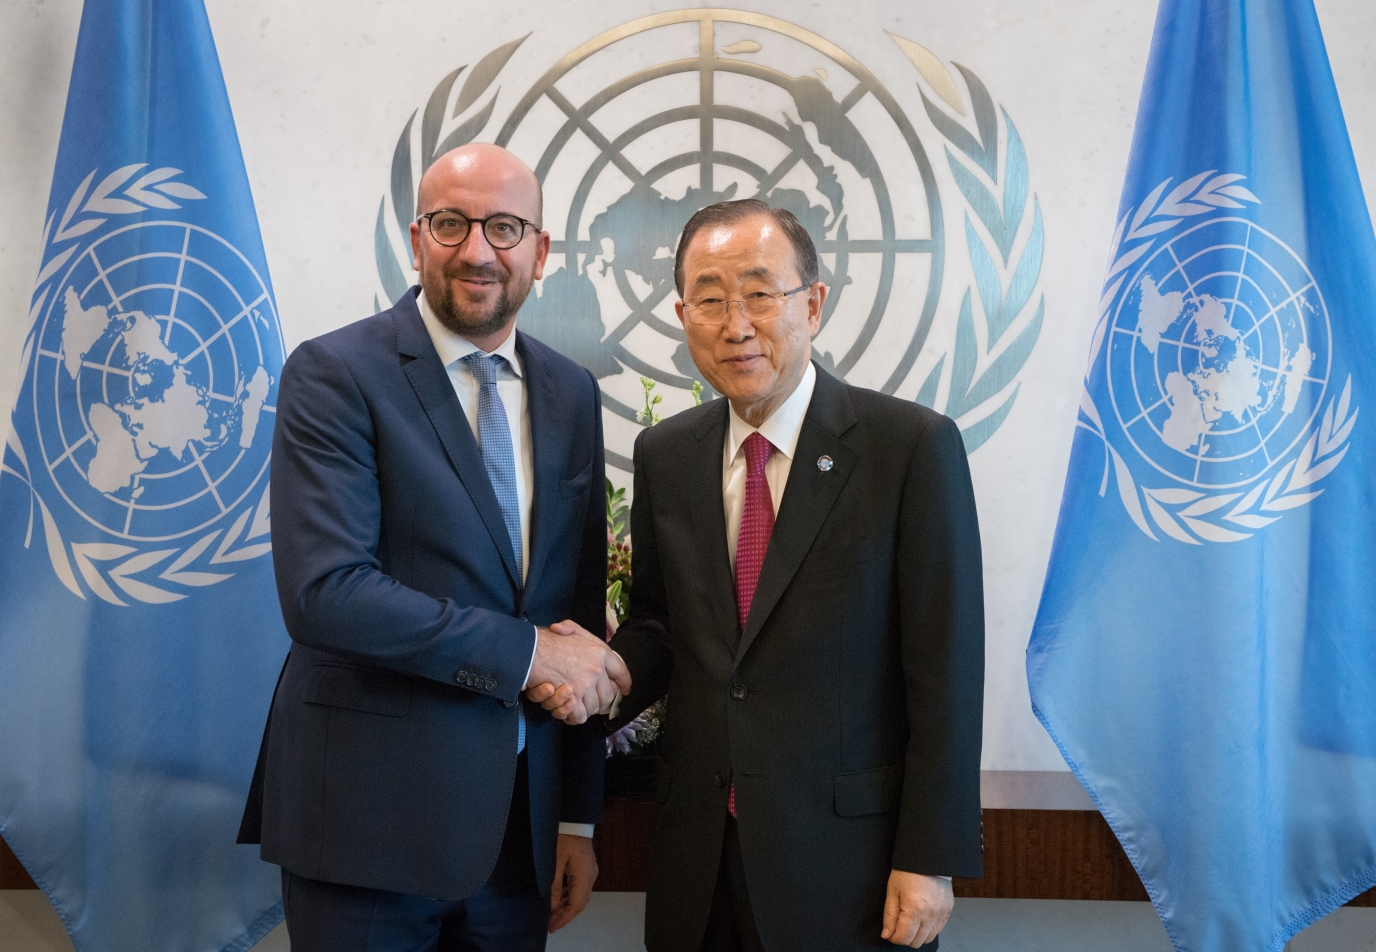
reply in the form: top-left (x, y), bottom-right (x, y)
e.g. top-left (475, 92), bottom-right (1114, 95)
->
top-left (731, 684), bottom-right (747, 700)
top-left (713, 772), bottom-right (728, 788)
top-left (485, 679), bottom-right (496, 692)
top-left (455, 670), bottom-right (468, 683)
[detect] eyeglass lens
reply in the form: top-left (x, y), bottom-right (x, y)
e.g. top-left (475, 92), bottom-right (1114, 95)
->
top-left (688, 290), bottom-right (799, 325)
top-left (427, 212), bottom-right (527, 249)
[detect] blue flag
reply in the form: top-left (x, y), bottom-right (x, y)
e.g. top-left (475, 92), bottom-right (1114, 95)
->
top-left (0, 1), bottom-right (287, 949)
top-left (1028, 1), bottom-right (1376, 949)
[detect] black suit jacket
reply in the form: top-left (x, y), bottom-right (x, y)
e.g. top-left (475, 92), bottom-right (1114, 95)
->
top-left (610, 365), bottom-right (984, 952)
top-left (238, 288), bottom-right (607, 901)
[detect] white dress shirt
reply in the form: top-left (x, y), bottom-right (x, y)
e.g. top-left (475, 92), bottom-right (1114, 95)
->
top-left (723, 362), bottom-right (817, 565)
top-left (417, 291), bottom-right (593, 838)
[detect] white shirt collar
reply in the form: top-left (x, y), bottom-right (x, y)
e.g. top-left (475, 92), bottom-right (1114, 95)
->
top-left (726, 362), bottom-right (817, 463)
top-left (416, 288), bottom-right (523, 376)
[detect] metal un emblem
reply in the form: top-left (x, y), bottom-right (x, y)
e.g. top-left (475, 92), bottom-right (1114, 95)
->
top-left (1080, 171), bottom-right (1355, 544)
top-left (373, 9), bottom-right (1046, 473)
top-left (9, 165), bottom-right (282, 604)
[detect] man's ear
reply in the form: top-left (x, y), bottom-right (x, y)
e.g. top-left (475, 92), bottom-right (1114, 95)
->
top-left (533, 230), bottom-right (551, 281)
top-left (807, 283), bottom-right (828, 337)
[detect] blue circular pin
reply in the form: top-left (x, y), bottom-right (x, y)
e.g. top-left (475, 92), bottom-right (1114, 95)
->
top-left (817, 455), bottom-right (834, 472)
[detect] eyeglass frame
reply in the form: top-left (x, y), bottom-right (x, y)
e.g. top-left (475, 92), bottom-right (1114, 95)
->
top-left (680, 282), bottom-right (815, 326)
top-left (415, 208), bottom-right (543, 250)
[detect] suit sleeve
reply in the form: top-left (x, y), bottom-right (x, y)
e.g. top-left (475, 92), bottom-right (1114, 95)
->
top-left (560, 369), bottom-right (609, 825)
top-left (606, 427), bottom-right (676, 730)
top-left (892, 414), bottom-right (985, 878)
top-left (270, 337), bottom-right (536, 703)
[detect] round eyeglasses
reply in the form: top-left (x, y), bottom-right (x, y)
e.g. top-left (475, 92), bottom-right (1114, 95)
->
top-left (417, 209), bottom-right (540, 250)
top-left (681, 283), bottom-right (813, 326)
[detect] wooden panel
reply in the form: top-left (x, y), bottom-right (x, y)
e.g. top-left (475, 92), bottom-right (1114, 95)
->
top-left (1, 834), bottom-right (36, 889)
top-left (952, 809), bottom-right (1148, 900)
top-left (5, 804), bottom-right (1373, 907)
top-left (592, 796), bottom-right (658, 892)
top-left (591, 797), bottom-right (1376, 908)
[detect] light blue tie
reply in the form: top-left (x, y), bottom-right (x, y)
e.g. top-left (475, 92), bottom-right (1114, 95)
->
top-left (462, 352), bottom-right (526, 754)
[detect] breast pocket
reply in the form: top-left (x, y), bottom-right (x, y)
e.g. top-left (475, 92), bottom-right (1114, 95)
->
top-left (302, 662), bottom-right (413, 717)
top-left (560, 458), bottom-right (595, 498)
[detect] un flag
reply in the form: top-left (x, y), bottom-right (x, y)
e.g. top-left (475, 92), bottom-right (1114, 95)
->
top-left (1028, 1), bottom-right (1376, 949)
top-left (0, 1), bottom-right (288, 949)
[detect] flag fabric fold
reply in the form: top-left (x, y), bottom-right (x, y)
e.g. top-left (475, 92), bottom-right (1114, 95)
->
top-left (0, 1), bottom-right (287, 949)
top-left (1028, 2), bottom-right (1376, 950)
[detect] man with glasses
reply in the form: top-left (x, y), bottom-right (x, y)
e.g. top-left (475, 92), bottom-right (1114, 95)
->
top-left (239, 143), bottom-right (628, 951)
top-left (534, 198), bottom-right (985, 951)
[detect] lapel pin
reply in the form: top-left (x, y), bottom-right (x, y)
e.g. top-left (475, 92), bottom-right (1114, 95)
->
top-left (817, 455), bottom-right (834, 472)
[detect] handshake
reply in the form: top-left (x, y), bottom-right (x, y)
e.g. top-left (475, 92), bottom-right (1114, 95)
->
top-left (523, 620), bottom-right (631, 724)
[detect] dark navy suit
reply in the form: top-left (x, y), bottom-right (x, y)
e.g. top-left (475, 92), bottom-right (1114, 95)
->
top-left (239, 288), bottom-right (606, 934)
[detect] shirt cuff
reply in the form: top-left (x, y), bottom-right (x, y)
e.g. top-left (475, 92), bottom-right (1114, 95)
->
top-left (522, 625), bottom-right (538, 690)
top-left (559, 822), bottom-right (595, 838)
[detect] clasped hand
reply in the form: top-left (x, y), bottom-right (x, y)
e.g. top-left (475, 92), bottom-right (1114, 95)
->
top-left (523, 621), bottom-right (630, 724)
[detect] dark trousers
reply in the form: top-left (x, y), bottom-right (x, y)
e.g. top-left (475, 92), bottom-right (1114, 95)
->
top-left (699, 817), bottom-right (940, 952)
top-left (282, 754), bottom-right (548, 952)
top-left (701, 817), bottom-right (766, 952)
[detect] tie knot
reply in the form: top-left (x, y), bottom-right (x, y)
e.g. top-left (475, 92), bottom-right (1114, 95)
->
top-left (462, 351), bottom-right (501, 386)
top-left (742, 432), bottom-right (774, 476)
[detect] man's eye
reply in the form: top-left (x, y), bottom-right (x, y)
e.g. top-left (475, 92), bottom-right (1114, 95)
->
top-left (435, 216), bottom-right (463, 230)
top-left (745, 291), bottom-right (773, 301)
top-left (698, 298), bottom-right (725, 306)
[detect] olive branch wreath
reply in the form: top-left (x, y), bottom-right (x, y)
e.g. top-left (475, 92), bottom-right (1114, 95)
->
top-left (1075, 171), bottom-right (1358, 544)
top-left (4, 165), bottom-right (273, 604)
top-left (374, 36), bottom-right (528, 307)
top-left (896, 39), bottom-right (1045, 453)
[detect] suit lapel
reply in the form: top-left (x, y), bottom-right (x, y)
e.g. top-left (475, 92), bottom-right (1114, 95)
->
top-left (687, 401), bottom-right (738, 651)
top-left (394, 295), bottom-right (521, 588)
top-left (518, 333), bottom-right (568, 603)
top-left (736, 367), bottom-right (858, 664)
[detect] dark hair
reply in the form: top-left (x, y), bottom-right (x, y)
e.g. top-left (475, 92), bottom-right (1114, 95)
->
top-left (673, 198), bottom-right (819, 297)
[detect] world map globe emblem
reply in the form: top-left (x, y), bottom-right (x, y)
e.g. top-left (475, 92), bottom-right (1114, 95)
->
top-left (377, 9), bottom-right (962, 473)
top-left (1107, 217), bottom-right (1332, 490)
top-left (30, 221), bottom-right (282, 543)
top-left (378, 11), bottom-right (1047, 470)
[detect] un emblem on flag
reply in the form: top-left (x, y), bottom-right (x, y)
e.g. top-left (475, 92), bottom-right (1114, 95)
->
top-left (11, 166), bottom-right (283, 604)
top-left (1084, 172), bottom-right (1356, 544)
top-left (373, 10), bottom-right (1048, 471)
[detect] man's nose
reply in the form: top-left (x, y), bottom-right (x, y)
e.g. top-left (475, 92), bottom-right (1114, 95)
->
top-left (721, 302), bottom-right (756, 341)
top-left (456, 224), bottom-right (499, 266)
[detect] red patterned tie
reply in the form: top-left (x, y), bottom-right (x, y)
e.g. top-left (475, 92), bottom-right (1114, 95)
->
top-left (730, 432), bottom-right (775, 818)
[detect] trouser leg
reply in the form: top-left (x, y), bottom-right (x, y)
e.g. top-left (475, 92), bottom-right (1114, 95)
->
top-left (700, 816), bottom-right (765, 952)
top-left (438, 752), bottom-right (549, 952)
top-left (282, 755), bottom-right (548, 952)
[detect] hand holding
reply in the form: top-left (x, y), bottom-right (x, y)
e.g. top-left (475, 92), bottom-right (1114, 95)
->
top-left (527, 681), bottom-right (583, 721)
top-left (524, 620), bottom-right (630, 724)
top-left (881, 870), bottom-right (953, 947)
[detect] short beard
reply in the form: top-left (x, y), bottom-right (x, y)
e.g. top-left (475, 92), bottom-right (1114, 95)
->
top-left (423, 262), bottom-right (534, 341)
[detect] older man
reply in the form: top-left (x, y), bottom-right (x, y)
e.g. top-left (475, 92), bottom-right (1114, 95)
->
top-left (238, 144), bottom-right (628, 951)
top-left (538, 198), bottom-right (985, 950)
